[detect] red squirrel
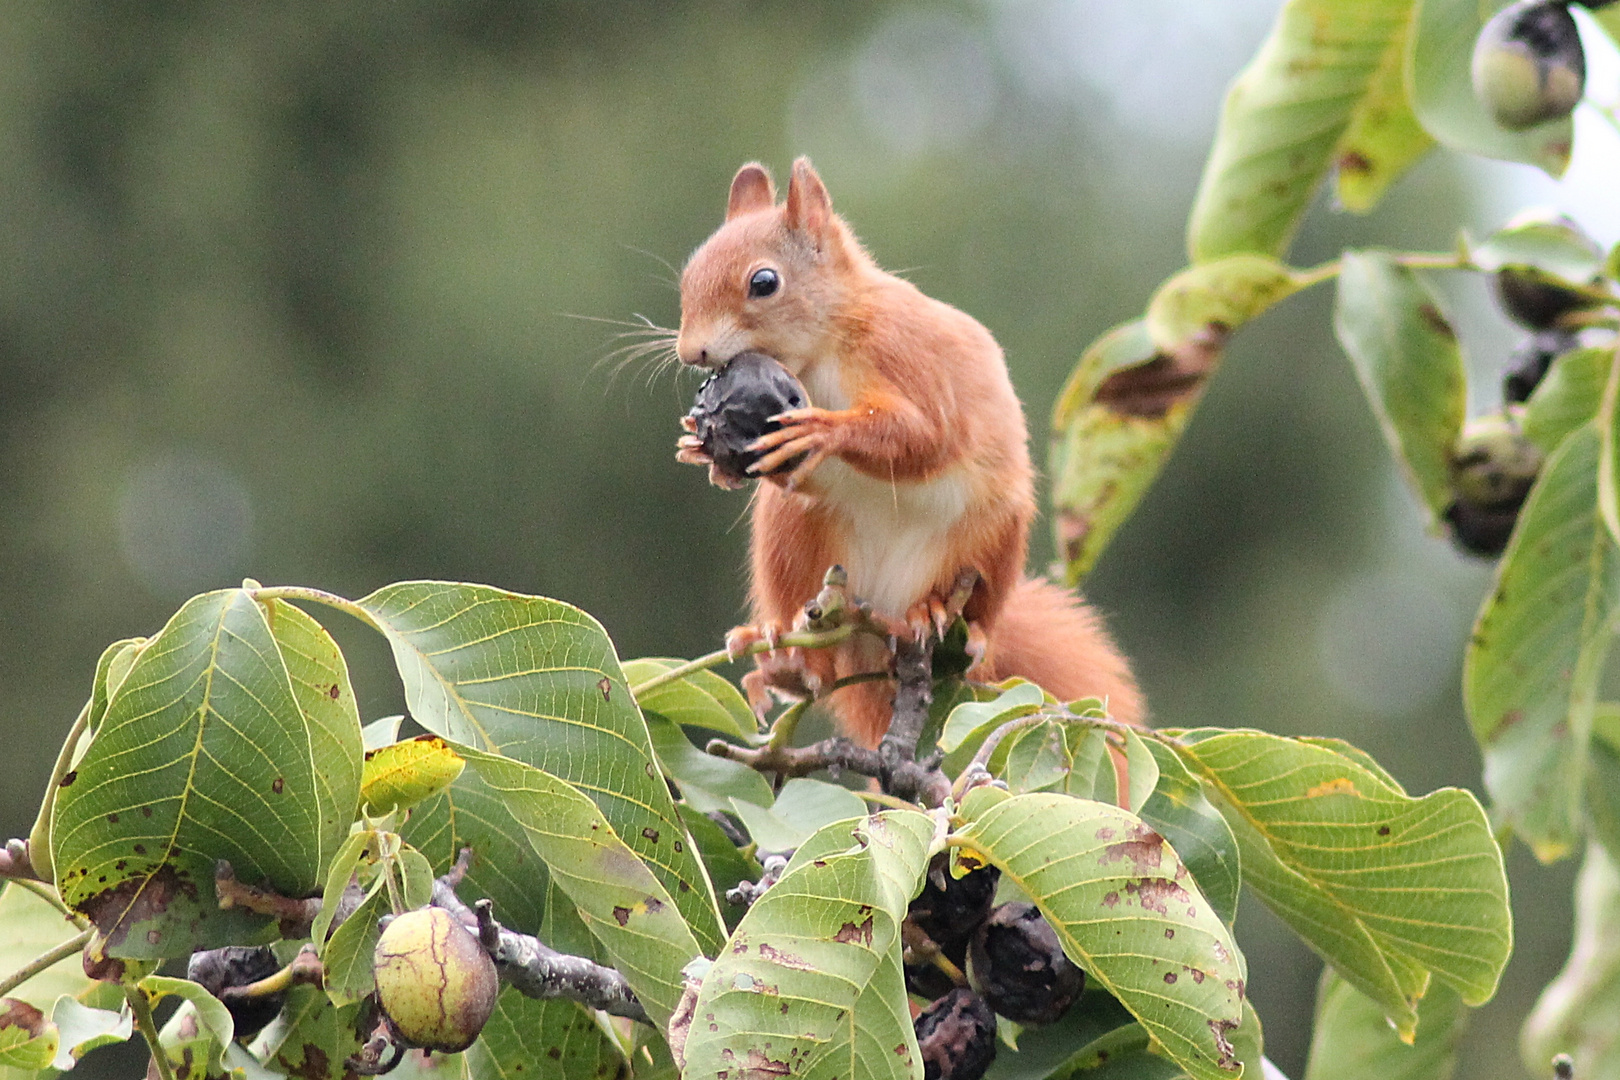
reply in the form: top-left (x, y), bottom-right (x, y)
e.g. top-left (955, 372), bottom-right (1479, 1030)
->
top-left (675, 158), bottom-right (1142, 747)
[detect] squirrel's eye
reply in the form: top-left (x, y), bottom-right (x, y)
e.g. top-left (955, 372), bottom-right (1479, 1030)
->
top-left (748, 268), bottom-right (780, 298)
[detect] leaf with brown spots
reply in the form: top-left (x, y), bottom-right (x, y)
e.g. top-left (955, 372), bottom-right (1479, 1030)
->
top-left (1333, 251), bottom-right (1467, 521)
top-left (682, 810), bottom-right (934, 1080)
top-left (1465, 424), bottom-right (1620, 860)
top-left (355, 581), bottom-right (723, 955)
top-left (1052, 255), bottom-right (1299, 584)
top-left (459, 747), bottom-right (704, 1030)
top-left (1172, 728), bottom-right (1510, 1039)
top-left (1188, 0), bottom-right (1436, 260)
top-left (955, 793), bottom-right (1246, 1080)
top-left (466, 985), bottom-right (628, 1080)
top-left (51, 590), bottom-right (360, 958)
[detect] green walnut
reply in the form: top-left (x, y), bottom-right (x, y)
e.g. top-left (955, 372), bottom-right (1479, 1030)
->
top-left (1471, 0), bottom-right (1585, 131)
top-left (373, 907), bottom-right (499, 1053)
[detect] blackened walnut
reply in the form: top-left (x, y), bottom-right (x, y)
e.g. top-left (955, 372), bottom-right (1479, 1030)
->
top-left (1503, 328), bottom-right (1578, 403)
top-left (908, 856), bottom-right (1000, 967)
top-left (969, 902), bottom-right (1084, 1025)
top-left (1445, 499), bottom-right (1524, 558)
top-left (186, 945), bottom-right (285, 1041)
top-left (687, 352), bottom-right (808, 484)
top-left (915, 989), bottom-right (997, 1080)
top-left (1497, 269), bottom-right (1598, 331)
top-left (1444, 413), bottom-right (1544, 558)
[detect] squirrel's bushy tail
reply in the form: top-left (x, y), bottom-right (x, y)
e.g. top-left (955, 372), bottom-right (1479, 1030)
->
top-left (828, 575), bottom-right (1144, 748)
top-left (979, 576), bottom-right (1143, 725)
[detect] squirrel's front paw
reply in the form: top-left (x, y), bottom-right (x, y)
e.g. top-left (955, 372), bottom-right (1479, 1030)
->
top-left (748, 407), bottom-right (839, 488)
top-left (676, 432), bottom-right (747, 491)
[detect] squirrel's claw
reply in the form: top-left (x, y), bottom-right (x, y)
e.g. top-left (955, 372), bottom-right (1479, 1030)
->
top-left (726, 621), bottom-right (784, 660)
top-left (748, 408), bottom-right (838, 481)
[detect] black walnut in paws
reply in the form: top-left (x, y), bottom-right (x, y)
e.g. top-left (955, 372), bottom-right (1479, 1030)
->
top-left (687, 351), bottom-right (808, 484)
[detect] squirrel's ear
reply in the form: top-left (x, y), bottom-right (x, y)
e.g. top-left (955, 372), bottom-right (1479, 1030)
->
top-left (726, 163), bottom-right (776, 220)
top-left (783, 157), bottom-right (835, 242)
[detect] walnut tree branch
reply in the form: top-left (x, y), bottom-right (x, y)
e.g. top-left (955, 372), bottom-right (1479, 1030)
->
top-left (431, 868), bottom-right (649, 1025)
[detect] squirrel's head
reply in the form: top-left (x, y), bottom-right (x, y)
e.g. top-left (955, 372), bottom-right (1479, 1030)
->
top-left (677, 157), bottom-right (862, 373)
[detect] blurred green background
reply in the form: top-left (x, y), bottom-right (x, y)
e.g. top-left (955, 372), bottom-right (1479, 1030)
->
top-left (5, 2), bottom-right (1619, 1076)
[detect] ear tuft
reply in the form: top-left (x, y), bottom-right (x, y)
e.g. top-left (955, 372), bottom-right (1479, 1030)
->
top-left (726, 163), bottom-right (776, 220)
top-left (783, 157), bottom-right (835, 241)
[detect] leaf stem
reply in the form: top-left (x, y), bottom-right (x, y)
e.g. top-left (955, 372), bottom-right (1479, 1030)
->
top-left (126, 982), bottom-right (178, 1080)
top-left (628, 624), bottom-right (855, 698)
top-left (0, 927), bottom-right (93, 998)
top-left (247, 585), bottom-right (387, 635)
top-left (1291, 251), bottom-right (1466, 292)
top-left (7, 878), bottom-right (88, 926)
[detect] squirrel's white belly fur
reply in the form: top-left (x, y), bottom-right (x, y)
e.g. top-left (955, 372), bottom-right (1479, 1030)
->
top-left (794, 355), bottom-right (972, 618)
top-left (812, 458), bottom-right (971, 619)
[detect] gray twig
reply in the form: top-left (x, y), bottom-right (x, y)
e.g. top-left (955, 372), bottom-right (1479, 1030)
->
top-left (432, 873), bottom-right (649, 1025)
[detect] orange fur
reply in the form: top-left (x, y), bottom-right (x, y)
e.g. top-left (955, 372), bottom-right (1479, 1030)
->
top-left (678, 158), bottom-right (1144, 746)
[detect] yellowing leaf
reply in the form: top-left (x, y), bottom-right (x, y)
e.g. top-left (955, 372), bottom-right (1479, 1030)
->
top-left (361, 734), bottom-right (466, 814)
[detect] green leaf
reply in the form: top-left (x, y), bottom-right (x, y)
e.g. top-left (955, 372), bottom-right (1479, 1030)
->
top-left (679, 806), bottom-right (762, 934)
top-left (399, 844), bottom-right (434, 911)
top-left (680, 810), bottom-right (934, 1080)
top-left (459, 748), bottom-right (705, 1030)
top-left (52, 589), bottom-right (352, 958)
top-left (1137, 742), bottom-right (1241, 929)
top-left (1061, 726), bottom-right (1118, 803)
top-left (1335, 11), bottom-right (1435, 213)
top-left (47, 996), bottom-right (131, 1071)
top-left (1524, 840), bottom-right (1620, 1075)
top-left (0, 884), bottom-right (93, 1009)
top-left (1524, 346), bottom-right (1609, 456)
top-left (1409, 0), bottom-right (1573, 174)
top-left (1001, 721), bottom-right (1073, 795)
top-left (1123, 730), bottom-right (1160, 815)
top-left (1304, 967), bottom-right (1466, 1080)
top-left (361, 714), bottom-right (405, 751)
top-left (142, 974), bottom-right (235, 1078)
top-left (728, 778), bottom-right (869, 854)
top-left (400, 765), bottom-right (552, 937)
top-left (955, 793), bottom-right (1247, 1080)
top-left (1053, 258), bottom-right (1298, 584)
top-left (465, 986), bottom-right (628, 1080)
top-left (1465, 425), bottom-right (1620, 859)
top-left (624, 658), bottom-right (756, 741)
top-left (1172, 729), bottom-right (1511, 1036)
top-left (644, 714), bottom-right (772, 814)
top-left (252, 984), bottom-right (365, 1080)
top-left (319, 875), bottom-right (388, 1007)
top-left (1333, 251), bottom-right (1467, 519)
top-left (355, 581), bottom-right (724, 956)
top-left (1145, 256), bottom-right (1302, 353)
top-left (1587, 736), bottom-right (1620, 863)
top-left (265, 598), bottom-right (365, 870)
top-left (310, 830), bottom-right (368, 951)
top-left (1050, 320), bottom-right (1210, 584)
top-left (28, 638), bottom-right (146, 885)
top-left (939, 683), bottom-right (1047, 755)
top-left (1468, 218), bottom-right (1606, 282)
top-left (1187, 0), bottom-right (1427, 260)
top-left (0, 1001), bottom-right (56, 1072)
top-left (980, 987), bottom-right (1136, 1080)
